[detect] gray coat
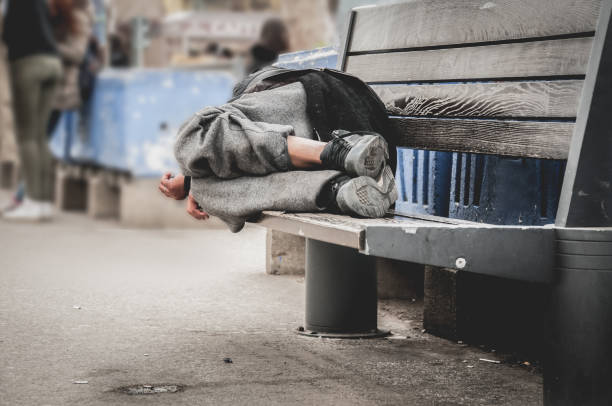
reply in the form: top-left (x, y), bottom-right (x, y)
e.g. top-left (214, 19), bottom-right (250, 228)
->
top-left (174, 82), bottom-right (341, 232)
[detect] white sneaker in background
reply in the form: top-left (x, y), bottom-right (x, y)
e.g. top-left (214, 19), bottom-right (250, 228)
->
top-left (1, 198), bottom-right (21, 214)
top-left (40, 202), bottom-right (55, 220)
top-left (2, 197), bottom-right (47, 222)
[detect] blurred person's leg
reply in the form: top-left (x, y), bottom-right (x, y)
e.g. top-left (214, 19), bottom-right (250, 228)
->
top-left (37, 65), bottom-right (62, 202)
top-left (4, 55), bottom-right (61, 220)
top-left (10, 57), bottom-right (43, 200)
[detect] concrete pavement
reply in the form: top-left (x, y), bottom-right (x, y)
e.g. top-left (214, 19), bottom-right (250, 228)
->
top-left (0, 205), bottom-right (543, 405)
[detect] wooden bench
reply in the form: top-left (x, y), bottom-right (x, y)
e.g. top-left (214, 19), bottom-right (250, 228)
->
top-left (254, 1), bottom-right (612, 404)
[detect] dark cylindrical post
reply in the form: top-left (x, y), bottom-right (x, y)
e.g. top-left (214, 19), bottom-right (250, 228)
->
top-left (304, 238), bottom-right (381, 336)
top-left (545, 228), bottom-right (612, 405)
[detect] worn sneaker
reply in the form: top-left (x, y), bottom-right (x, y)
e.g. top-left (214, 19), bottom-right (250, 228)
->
top-left (320, 130), bottom-right (389, 179)
top-left (334, 165), bottom-right (398, 218)
top-left (1, 182), bottom-right (26, 214)
top-left (2, 197), bottom-right (48, 222)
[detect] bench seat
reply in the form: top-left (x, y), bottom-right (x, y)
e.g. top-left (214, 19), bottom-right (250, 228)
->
top-left (257, 210), bottom-right (468, 250)
top-left (256, 211), bottom-right (554, 282)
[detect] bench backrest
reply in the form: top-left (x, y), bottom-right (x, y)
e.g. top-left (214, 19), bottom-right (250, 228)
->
top-left (338, 0), bottom-right (602, 160)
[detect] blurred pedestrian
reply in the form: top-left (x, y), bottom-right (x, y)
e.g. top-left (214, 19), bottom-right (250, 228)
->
top-left (109, 34), bottom-right (129, 67)
top-left (75, 35), bottom-right (103, 139)
top-left (79, 35), bottom-right (103, 109)
top-left (1, 0), bottom-right (62, 221)
top-left (246, 18), bottom-right (289, 74)
top-left (47, 0), bottom-right (94, 135)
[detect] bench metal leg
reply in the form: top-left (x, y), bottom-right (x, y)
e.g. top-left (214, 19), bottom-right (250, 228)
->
top-left (545, 229), bottom-right (612, 405)
top-left (300, 238), bottom-right (388, 338)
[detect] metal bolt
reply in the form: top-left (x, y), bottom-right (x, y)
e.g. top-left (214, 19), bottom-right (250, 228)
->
top-left (455, 257), bottom-right (467, 269)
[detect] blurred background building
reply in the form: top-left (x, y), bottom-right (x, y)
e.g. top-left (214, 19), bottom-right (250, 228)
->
top-left (105, 0), bottom-right (338, 69)
top-left (0, 0), bottom-right (397, 226)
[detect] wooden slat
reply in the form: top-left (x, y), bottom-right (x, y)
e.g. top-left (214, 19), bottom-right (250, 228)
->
top-left (350, 0), bottom-right (600, 53)
top-left (257, 212), bottom-right (364, 249)
top-left (345, 38), bottom-right (593, 83)
top-left (373, 80), bottom-right (583, 118)
top-left (254, 211), bottom-right (459, 250)
top-left (391, 117), bottom-right (573, 159)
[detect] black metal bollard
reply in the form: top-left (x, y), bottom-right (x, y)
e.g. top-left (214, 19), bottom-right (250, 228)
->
top-left (545, 228), bottom-right (612, 406)
top-left (303, 238), bottom-right (387, 338)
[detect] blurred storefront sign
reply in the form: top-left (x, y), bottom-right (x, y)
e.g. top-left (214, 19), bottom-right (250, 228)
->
top-left (162, 11), bottom-right (276, 67)
top-left (163, 11), bottom-right (275, 40)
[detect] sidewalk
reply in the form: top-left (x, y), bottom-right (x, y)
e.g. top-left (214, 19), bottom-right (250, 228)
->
top-left (0, 199), bottom-right (542, 405)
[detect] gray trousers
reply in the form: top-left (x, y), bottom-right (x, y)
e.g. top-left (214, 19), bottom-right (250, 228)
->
top-left (10, 55), bottom-right (62, 201)
top-left (174, 82), bottom-right (341, 232)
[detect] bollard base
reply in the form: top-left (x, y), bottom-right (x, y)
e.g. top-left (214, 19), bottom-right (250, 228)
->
top-left (296, 327), bottom-right (390, 339)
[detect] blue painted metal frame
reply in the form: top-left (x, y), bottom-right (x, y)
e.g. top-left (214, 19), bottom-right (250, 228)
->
top-left (395, 148), bottom-right (452, 216)
top-left (449, 153), bottom-right (565, 225)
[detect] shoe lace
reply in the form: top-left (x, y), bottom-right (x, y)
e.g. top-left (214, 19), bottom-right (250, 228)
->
top-left (331, 129), bottom-right (383, 139)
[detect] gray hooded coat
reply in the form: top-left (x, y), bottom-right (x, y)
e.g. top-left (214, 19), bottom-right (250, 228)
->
top-left (174, 81), bottom-right (341, 232)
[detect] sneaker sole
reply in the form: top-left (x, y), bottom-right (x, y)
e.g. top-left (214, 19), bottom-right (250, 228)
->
top-left (337, 166), bottom-right (398, 218)
top-left (345, 135), bottom-right (389, 179)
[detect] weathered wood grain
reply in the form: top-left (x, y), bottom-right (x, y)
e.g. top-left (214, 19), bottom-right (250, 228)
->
top-left (373, 80), bottom-right (583, 118)
top-left (391, 117), bottom-right (573, 159)
top-left (255, 211), bottom-right (450, 250)
top-left (257, 211), bottom-right (364, 249)
top-left (345, 37), bottom-right (593, 83)
top-left (350, 0), bottom-right (600, 52)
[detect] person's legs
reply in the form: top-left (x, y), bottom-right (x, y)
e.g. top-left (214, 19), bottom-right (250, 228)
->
top-left (174, 105), bottom-right (297, 179)
top-left (286, 136), bottom-right (324, 168)
top-left (190, 169), bottom-right (343, 232)
top-left (10, 57), bottom-right (45, 201)
top-left (288, 131), bottom-right (389, 179)
top-left (188, 165), bottom-right (398, 233)
top-left (4, 55), bottom-right (61, 220)
top-left (175, 111), bottom-right (388, 178)
top-left (232, 82), bottom-right (389, 176)
top-left (175, 82), bottom-right (389, 179)
top-left (37, 61), bottom-right (62, 201)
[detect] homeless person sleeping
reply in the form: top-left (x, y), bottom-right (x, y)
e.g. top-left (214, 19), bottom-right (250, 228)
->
top-left (158, 67), bottom-right (400, 233)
